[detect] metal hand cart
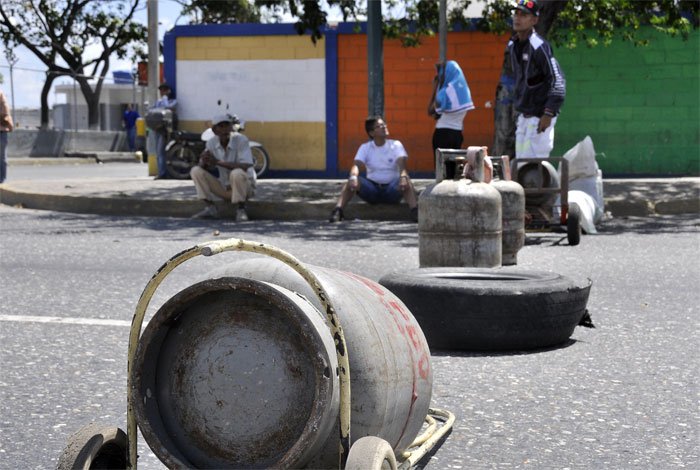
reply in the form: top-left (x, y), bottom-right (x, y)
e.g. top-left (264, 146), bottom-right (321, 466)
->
top-left (57, 239), bottom-right (454, 470)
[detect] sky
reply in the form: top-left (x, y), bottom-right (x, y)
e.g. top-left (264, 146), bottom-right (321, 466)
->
top-left (0, 0), bottom-right (188, 109)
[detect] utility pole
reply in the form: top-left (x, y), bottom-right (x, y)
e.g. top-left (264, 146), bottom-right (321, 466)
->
top-left (4, 50), bottom-right (18, 124)
top-left (439, 0), bottom-right (447, 64)
top-left (147, 0), bottom-right (159, 109)
top-left (367, 0), bottom-right (383, 117)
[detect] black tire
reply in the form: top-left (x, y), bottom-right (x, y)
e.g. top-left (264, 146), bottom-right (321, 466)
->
top-left (567, 202), bottom-right (582, 246)
top-left (165, 142), bottom-right (198, 179)
top-left (378, 268), bottom-right (592, 351)
top-left (251, 145), bottom-right (269, 178)
top-left (56, 423), bottom-right (128, 470)
top-left (345, 436), bottom-right (397, 470)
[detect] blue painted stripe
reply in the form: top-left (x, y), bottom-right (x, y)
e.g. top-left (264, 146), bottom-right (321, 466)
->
top-left (324, 26), bottom-right (338, 177)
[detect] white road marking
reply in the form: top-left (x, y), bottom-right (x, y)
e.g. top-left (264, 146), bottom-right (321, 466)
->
top-left (0, 314), bottom-right (131, 327)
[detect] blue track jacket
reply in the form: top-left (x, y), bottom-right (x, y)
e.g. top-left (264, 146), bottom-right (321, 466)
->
top-left (508, 32), bottom-right (566, 117)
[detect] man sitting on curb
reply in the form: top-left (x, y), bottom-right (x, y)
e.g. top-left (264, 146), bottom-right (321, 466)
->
top-left (329, 116), bottom-right (419, 223)
top-left (190, 113), bottom-right (256, 221)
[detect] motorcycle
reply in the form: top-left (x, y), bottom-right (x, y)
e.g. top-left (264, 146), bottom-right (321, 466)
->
top-left (164, 116), bottom-right (270, 180)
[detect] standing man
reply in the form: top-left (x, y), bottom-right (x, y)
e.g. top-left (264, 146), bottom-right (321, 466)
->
top-left (122, 104), bottom-right (140, 152)
top-left (0, 89), bottom-right (14, 184)
top-left (152, 83), bottom-right (177, 179)
top-left (329, 116), bottom-right (419, 223)
top-left (508, 0), bottom-right (566, 159)
top-left (190, 113), bottom-right (256, 221)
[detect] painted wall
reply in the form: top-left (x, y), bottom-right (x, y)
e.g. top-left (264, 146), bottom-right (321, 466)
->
top-left (554, 28), bottom-right (700, 176)
top-left (164, 24), bottom-right (327, 173)
top-left (337, 29), bottom-right (508, 175)
top-left (164, 23), bottom-right (699, 178)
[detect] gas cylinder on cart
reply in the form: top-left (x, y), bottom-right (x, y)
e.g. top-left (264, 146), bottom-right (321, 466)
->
top-left (419, 146), bottom-right (502, 268)
top-left (130, 257), bottom-right (432, 469)
top-left (490, 155), bottom-right (526, 266)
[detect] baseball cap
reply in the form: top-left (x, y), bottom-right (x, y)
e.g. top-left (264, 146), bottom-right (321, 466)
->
top-left (211, 113), bottom-right (232, 126)
top-left (514, 0), bottom-right (538, 16)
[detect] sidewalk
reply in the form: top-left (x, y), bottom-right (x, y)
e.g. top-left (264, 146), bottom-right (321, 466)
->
top-left (1, 157), bottom-right (698, 220)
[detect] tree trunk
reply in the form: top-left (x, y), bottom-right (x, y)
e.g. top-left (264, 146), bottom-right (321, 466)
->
top-left (491, 0), bottom-right (568, 161)
top-left (76, 78), bottom-right (103, 130)
top-left (40, 72), bottom-right (60, 129)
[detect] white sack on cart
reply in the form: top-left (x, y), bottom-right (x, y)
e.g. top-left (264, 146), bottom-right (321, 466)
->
top-left (561, 136), bottom-right (599, 180)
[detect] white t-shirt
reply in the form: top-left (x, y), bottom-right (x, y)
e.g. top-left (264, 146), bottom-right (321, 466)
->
top-left (436, 109), bottom-right (468, 131)
top-left (354, 139), bottom-right (407, 184)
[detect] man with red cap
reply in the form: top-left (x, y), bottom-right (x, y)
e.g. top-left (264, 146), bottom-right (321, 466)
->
top-left (507, 0), bottom-right (566, 159)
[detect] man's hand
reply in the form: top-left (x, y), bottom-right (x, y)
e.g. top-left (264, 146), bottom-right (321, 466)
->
top-left (399, 175), bottom-right (409, 191)
top-left (198, 150), bottom-right (216, 169)
top-left (538, 114), bottom-right (553, 133)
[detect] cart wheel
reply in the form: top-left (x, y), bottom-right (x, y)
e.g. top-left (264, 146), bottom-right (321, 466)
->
top-left (345, 436), bottom-right (397, 470)
top-left (56, 423), bottom-right (128, 470)
top-left (567, 202), bottom-right (582, 246)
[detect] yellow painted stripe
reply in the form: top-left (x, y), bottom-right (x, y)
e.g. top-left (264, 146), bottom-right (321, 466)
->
top-left (176, 35), bottom-right (325, 60)
top-left (178, 120), bottom-right (326, 171)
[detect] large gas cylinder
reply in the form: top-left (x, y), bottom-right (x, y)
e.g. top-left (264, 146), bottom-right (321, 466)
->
top-left (419, 147), bottom-right (503, 268)
top-left (491, 179), bottom-right (526, 265)
top-left (514, 160), bottom-right (560, 207)
top-left (130, 258), bottom-right (432, 469)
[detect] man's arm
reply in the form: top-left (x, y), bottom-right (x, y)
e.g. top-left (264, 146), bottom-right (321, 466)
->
top-left (215, 134), bottom-right (253, 171)
top-left (540, 46), bottom-right (566, 117)
top-left (396, 156), bottom-right (411, 190)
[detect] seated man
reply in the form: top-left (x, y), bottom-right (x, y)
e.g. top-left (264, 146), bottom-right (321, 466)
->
top-left (190, 113), bottom-right (256, 221)
top-left (329, 116), bottom-right (418, 223)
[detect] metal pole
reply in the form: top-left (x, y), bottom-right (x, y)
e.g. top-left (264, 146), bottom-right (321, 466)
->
top-left (9, 62), bottom-right (16, 124)
top-left (5, 50), bottom-right (18, 124)
top-left (367, 0), bottom-right (383, 117)
top-left (439, 0), bottom-right (447, 64)
top-left (147, 0), bottom-right (159, 109)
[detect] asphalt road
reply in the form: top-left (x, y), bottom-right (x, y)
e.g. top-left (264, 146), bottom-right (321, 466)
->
top-left (0, 205), bottom-right (698, 469)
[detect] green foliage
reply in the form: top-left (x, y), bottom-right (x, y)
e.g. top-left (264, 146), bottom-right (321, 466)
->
top-left (179, 0), bottom-right (261, 24)
top-left (0, 0), bottom-right (147, 126)
top-left (480, 0), bottom-right (699, 48)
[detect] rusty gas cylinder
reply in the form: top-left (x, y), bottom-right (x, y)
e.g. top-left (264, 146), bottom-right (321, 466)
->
top-left (491, 178), bottom-right (525, 265)
top-left (419, 147), bottom-right (502, 268)
top-left (130, 258), bottom-right (432, 469)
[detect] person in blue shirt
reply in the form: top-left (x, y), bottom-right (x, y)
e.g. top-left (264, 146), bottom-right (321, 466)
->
top-left (122, 104), bottom-right (140, 152)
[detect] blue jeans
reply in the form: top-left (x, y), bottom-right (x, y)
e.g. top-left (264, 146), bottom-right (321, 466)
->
top-left (0, 131), bottom-right (7, 183)
top-left (357, 176), bottom-right (403, 204)
top-left (126, 127), bottom-right (136, 151)
top-left (155, 132), bottom-right (167, 178)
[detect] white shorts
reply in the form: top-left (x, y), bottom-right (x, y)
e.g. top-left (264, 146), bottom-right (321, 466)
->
top-left (515, 114), bottom-right (557, 159)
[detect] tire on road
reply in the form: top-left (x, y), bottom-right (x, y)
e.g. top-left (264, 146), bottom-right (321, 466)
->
top-left (378, 268), bottom-right (592, 351)
top-left (56, 423), bottom-right (128, 470)
top-left (567, 202), bottom-right (582, 246)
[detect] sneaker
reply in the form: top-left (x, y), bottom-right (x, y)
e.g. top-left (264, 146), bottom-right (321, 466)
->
top-left (328, 207), bottom-right (344, 223)
top-left (410, 207), bottom-right (418, 223)
top-left (235, 208), bottom-right (249, 222)
top-left (191, 205), bottom-right (218, 219)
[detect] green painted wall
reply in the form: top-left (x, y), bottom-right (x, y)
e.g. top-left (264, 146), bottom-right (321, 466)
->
top-left (553, 28), bottom-right (699, 176)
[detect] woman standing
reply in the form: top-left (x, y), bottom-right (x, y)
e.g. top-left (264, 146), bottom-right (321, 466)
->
top-left (428, 60), bottom-right (474, 178)
top-left (0, 89), bottom-right (14, 183)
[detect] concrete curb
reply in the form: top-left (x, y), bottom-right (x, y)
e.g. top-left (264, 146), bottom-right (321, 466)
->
top-left (1, 172), bottom-right (698, 220)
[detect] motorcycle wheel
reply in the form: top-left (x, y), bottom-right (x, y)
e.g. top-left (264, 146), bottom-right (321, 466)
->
top-left (251, 145), bottom-right (270, 178)
top-left (165, 143), bottom-right (198, 180)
